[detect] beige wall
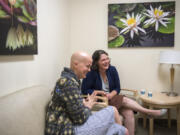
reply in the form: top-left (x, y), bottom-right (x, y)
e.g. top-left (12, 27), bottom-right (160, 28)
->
top-left (0, 0), bottom-right (180, 102)
top-left (0, 0), bottom-right (70, 97)
top-left (0, 0), bottom-right (179, 120)
top-left (69, 0), bottom-right (180, 95)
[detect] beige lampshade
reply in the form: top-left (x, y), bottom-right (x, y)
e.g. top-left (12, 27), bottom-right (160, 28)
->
top-left (159, 51), bottom-right (180, 64)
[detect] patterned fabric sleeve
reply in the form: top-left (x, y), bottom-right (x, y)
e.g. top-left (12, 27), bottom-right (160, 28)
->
top-left (56, 78), bottom-right (91, 125)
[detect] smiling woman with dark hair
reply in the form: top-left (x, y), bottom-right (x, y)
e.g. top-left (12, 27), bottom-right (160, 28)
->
top-left (81, 49), bottom-right (167, 135)
top-left (91, 50), bottom-right (109, 70)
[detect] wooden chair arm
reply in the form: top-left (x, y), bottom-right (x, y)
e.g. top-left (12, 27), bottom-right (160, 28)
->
top-left (120, 88), bottom-right (139, 100)
top-left (121, 88), bottom-right (138, 92)
top-left (82, 95), bottom-right (108, 111)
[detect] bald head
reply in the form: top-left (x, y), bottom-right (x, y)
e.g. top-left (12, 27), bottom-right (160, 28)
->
top-left (71, 51), bottom-right (91, 65)
top-left (70, 51), bottom-right (92, 79)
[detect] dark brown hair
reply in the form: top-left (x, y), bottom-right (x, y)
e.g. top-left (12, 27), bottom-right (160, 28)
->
top-left (91, 50), bottom-right (108, 70)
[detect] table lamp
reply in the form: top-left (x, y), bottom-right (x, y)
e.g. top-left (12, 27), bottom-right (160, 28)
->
top-left (159, 51), bottom-right (180, 96)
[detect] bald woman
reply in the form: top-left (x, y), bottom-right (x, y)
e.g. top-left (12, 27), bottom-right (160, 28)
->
top-left (45, 51), bottom-right (128, 135)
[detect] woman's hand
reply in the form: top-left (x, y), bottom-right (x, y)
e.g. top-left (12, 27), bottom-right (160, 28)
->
top-left (106, 93), bottom-right (113, 100)
top-left (106, 90), bottom-right (117, 100)
top-left (83, 93), bottom-right (97, 109)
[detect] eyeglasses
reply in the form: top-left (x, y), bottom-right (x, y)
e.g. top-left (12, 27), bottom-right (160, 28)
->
top-left (99, 57), bottom-right (111, 62)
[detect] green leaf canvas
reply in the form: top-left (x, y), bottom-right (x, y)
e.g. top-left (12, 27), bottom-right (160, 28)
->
top-left (108, 1), bottom-right (175, 48)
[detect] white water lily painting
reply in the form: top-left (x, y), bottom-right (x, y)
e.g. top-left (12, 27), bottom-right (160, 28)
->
top-left (108, 1), bottom-right (175, 48)
top-left (0, 0), bottom-right (37, 55)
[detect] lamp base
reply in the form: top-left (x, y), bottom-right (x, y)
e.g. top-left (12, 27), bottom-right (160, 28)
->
top-left (167, 92), bottom-right (178, 97)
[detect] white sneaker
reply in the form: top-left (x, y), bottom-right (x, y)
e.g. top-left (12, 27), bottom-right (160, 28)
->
top-left (159, 109), bottom-right (167, 116)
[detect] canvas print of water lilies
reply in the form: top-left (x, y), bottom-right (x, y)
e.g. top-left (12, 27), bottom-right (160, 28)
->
top-left (0, 0), bottom-right (37, 55)
top-left (108, 1), bottom-right (175, 48)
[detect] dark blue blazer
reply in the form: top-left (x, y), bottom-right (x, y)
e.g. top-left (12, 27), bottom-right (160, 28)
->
top-left (81, 66), bottom-right (121, 95)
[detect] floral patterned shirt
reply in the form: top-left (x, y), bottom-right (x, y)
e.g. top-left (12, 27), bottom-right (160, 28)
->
top-left (45, 68), bottom-right (91, 135)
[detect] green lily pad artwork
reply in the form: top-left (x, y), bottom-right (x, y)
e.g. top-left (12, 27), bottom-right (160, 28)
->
top-left (108, 1), bottom-right (175, 48)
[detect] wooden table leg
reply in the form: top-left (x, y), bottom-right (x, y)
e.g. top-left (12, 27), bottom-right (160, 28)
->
top-left (143, 114), bottom-right (147, 128)
top-left (168, 109), bottom-right (171, 128)
top-left (149, 106), bottom-right (154, 135)
top-left (149, 118), bottom-right (154, 135)
top-left (177, 106), bottom-right (180, 135)
top-left (142, 103), bottom-right (147, 128)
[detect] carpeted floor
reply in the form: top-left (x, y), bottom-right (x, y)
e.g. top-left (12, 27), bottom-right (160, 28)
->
top-left (135, 119), bottom-right (177, 135)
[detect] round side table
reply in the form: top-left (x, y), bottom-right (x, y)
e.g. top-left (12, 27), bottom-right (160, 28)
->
top-left (139, 92), bottom-right (180, 135)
